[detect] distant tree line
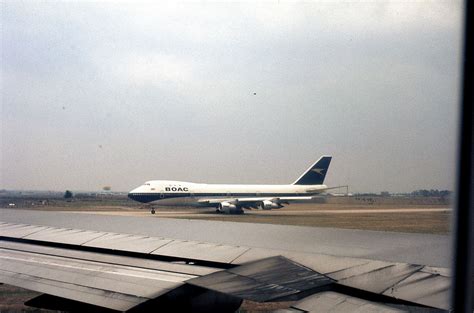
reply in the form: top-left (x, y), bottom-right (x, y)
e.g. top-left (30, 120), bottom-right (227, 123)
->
top-left (410, 189), bottom-right (451, 197)
top-left (354, 189), bottom-right (452, 198)
top-left (354, 193), bottom-right (379, 196)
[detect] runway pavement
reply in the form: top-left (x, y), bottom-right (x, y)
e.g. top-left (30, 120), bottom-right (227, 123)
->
top-left (0, 208), bottom-right (452, 268)
top-left (59, 206), bottom-right (451, 217)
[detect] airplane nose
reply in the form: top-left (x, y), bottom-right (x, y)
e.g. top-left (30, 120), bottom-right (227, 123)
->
top-left (128, 187), bottom-right (142, 202)
top-left (128, 192), bottom-right (145, 203)
top-left (128, 189), bottom-right (149, 203)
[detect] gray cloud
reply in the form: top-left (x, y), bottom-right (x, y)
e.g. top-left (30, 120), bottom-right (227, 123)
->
top-left (1, 1), bottom-right (462, 192)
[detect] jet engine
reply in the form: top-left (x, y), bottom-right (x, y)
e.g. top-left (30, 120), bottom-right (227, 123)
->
top-left (217, 202), bottom-right (243, 214)
top-left (259, 200), bottom-right (283, 210)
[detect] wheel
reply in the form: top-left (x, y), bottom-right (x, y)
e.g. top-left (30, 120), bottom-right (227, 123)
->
top-left (151, 208), bottom-right (156, 214)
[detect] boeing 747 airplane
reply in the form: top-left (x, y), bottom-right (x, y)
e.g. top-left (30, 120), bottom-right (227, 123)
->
top-left (128, 156), bottom-right (332, 214)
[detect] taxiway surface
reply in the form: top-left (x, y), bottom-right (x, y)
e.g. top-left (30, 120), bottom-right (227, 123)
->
top-left (0, 209), bottom-right (451, 267)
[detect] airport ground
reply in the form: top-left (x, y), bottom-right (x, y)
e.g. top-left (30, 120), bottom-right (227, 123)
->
top-left (1, 194), bottom-right (451, 234)
top-left (0, 194), bottom-right (452, 312)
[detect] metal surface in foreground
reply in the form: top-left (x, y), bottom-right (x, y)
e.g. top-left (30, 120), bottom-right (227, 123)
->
top-left (0, 220), bottom-right (451, 312)
top-left (285, 292), bottom-right (410, 312)
top-left (188, 256), bottom-right (335, 302)
top-left (0, 248), bottom-right (184, 311)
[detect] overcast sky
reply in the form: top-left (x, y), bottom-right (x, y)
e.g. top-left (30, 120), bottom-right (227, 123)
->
top-left (1, 1), bottom-right (463, 193)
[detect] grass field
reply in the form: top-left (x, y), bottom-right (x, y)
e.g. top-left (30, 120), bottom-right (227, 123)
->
top-left (171, 209), bottom-right (451, 234)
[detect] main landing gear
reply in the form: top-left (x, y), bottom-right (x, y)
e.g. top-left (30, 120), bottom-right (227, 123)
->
top-left (150, 208), bottom-right (156, 214)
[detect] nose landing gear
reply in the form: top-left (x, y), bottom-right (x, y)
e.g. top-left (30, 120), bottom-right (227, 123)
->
top-left (151, 208), bottom-right (156, 214)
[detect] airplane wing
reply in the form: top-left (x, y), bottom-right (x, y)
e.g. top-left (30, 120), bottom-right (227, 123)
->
top-left (0, 222), bottom-right (451, 312)
top-left (198, 196), bottom-right (317, 209)
top-left (198, 196), bottom-right (314, 203)
top-left (197, 187), bottom-right (348, 209)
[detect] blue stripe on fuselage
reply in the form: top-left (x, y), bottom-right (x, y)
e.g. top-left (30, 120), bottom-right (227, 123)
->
top-left (127, 192), bottom-right (316, 203)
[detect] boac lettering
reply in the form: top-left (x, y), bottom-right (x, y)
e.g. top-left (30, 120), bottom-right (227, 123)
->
top-left (165, 187), bottom-right (189, 192)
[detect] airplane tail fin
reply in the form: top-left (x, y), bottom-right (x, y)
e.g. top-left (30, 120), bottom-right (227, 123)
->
top-left (292, 156), bottom-right (332, 185)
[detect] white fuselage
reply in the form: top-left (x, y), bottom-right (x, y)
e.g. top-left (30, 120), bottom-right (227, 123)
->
top-left (128, 180), bottom-right (327, 207)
